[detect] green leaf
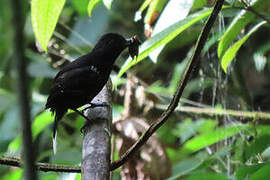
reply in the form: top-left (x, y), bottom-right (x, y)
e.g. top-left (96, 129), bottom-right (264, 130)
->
top-left (32, 111), bottom-right (54, 137)
top-left (2, 169), bottom-right (23, 180)
top-left (8, 111), bottom-right (53, 153)
top-left (218, 0), bottom-right (270, 58)
top-left (144, 0), bottom-right (167, 24)
top-left (168, 157), bottom-right (206, 180)
top-left (179, 125), bottom-right (249, 156)
top-left (88, 0), bottom-right (102, 16)
top-left (149, 0), bottom-right (195, 62)
top-left (118, 9), bottom-right (213, 79)
top-left (236, 163), bottom-right (266, 180)
top-left (249, 163), bottom-right (270, 180)
top-left (169, 148), bottom-right (231, 180)
top-left (185, 173), bottom-right (229, 180)
top-left (244, 134), bottom-right (270, 161)
top-left (72, 0), bottom-right (90, 16)
top-left (191, 0), bottom-right (207, 10)
top-left (221, 21), bottom-right (266, 73)
top-left (103, 0), bottom-right (113, 9)
top-left (197, 119), bottom-right (218, 134)
top-left (31, 0), bottom-right (66, 52)
top-left (173, 118), bottom-right (217, 144)
top-left (218, 10), bottom-right (254, 58)
top-left (75, 174), bottom-right (82, 180)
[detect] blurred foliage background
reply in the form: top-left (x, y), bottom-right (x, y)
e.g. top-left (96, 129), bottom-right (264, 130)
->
top-left (1, 0), bottom-right (270, 179)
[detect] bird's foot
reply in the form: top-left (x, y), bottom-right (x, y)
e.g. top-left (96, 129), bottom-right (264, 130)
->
top-left (80, 121), bottom-right (92, 134)
top-left (71, 108), bottom-right (92, 134)
top-left (82, 102), bottom-right (110, 113)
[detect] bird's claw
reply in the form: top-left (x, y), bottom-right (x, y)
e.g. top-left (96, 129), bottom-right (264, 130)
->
top-left (80, 121), bottom-right (92, 134)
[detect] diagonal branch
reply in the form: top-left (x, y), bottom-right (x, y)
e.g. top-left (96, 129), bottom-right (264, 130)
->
top-left (110, 0), bottom-right (225, 171)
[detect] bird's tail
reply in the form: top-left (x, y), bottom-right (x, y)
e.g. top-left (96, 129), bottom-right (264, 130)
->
top-left (52, 109), bottom-right (66, 154)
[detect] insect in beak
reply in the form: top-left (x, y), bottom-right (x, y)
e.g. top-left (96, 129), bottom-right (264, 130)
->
top-left (126, 35), bottom-right (141, 60)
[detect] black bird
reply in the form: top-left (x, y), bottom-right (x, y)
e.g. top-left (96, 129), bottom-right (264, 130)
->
top-left (45, 33), bottom-right (140, 140)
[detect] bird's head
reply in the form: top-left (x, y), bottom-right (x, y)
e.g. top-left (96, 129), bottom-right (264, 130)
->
top-left (92, 33), bottom-right (141, 60)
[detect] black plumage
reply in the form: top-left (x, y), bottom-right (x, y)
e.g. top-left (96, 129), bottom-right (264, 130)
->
top-left (45, 33), bottom-right (140, 139)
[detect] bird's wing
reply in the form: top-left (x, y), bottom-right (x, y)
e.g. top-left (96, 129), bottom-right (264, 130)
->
top-left (46, 65), bottom-right (105, 110)
top-left (54, 53), bottom-right (92, 80)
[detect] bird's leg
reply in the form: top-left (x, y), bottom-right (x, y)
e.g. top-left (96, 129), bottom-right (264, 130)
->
top-left (72, 108), bottom-right (91, 121)
top-left (81, 102), bottom-right (111, 135)
top-left (80, 122), bottom-right (91, 134)
top-left (82, 102), bottom-right (110, 113)
top-left (71, 108), bottom-right (93, 134)
top-left (73, 103), bottom-right (110, 134)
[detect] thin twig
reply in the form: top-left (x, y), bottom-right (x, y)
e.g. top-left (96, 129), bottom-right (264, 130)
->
top-left (110, 0), bottom-right (225, 171)
top-left (0, 157), bottom-right (81, 173)
top-left (233, 1), bottom-right (270, 25)
top-left (243, 7), bottom-right (270, 25)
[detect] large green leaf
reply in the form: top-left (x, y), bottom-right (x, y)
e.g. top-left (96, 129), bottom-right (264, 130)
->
top-left (2, 169), bottom-right (23, 180)
top-left (118, 9), bottom-right (212, 79)
top-left (249, 163), bottom-right (270, 180)
top-left (149, 0), bottom-right (195, 62)
top-left (168, 157), bottom-right (205, 180)
top-left (169, 147), bottom-right (231, 179)
top-left (185, 173), bottom-right (228, 180)
top-left (236, 163), bottom-right (266, 180)
top-left (218, 0), bottom-right (270, 58)
top-left (179, 125), bottom-right (249, 156)
top-left (31, 0), bottom-right (66, 52)
top-left (244, 134), bottom-right (270, 161)
top-left (221, 21), bottom-right (266, 73)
